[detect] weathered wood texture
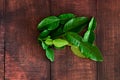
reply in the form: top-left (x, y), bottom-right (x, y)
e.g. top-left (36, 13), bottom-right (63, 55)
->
top-left (5, 0), bottom-right (50, 80)
top-left (97, 0), bottom-right (120, 80)
top-left (50, 0), bottom-right (97, 80)
top-left (0, 0), bottom-right (4, 79)
top-left (0, 0), bottom-right (119, 80)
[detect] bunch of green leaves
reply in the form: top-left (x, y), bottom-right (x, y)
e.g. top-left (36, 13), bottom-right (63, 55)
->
top-left (37, 13), bottom-right (103, 62)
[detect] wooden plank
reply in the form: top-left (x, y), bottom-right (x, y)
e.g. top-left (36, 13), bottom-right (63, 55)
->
top-left (5, 0), bottom-right (50, 80)
top-left (97, 0), bottom-right (120, 80)
top-left (50, 0), bottom-right (97, 80)
top-left (0, 0), bottom-right (4, 79)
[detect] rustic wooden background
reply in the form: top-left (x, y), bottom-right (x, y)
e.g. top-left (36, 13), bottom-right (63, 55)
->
top-left (0, 0), bottom-right (120, 80)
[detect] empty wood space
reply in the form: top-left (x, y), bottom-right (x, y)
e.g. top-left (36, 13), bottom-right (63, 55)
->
top-left (0, 0), bottom-right (120, 80)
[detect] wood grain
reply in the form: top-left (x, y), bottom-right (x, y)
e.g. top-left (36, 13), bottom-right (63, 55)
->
top-left (5, 0), bottom-right (50, 80)
top-left (50, 0), bottom-right (97, 80)
top-left (0, 0), bottom-right (4, 79)
top-left (0, 0), bottom-right (119, 80)
top-left (97, 0), bottom-right (120, 80)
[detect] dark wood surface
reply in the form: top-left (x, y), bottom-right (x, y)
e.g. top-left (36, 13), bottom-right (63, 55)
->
top-left (0, 0), bottom-right (4, 79)
top-left (0, 0), bottom-right (119, 80)
top-left (5, 0), bottom-right (50, 80)
top-left (97, 0), bottom-right (120, 80)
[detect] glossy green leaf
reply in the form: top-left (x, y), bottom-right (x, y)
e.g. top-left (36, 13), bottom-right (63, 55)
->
top-left (65, 32), bottom-right (82, 46)
top-left (37, 16), bottom-right (60, 30)
top-left (45, 39), bottom-right (53, 46)
top-left (42, 36), bottom-right (51, 40)
top-left (41, 42), bottom-right (48, 50)
top-left (88, 17), bottom-right (96, 31)
top-left (39, 30), bottom-right (50, 38)
top-left (71, 45), bottom-right (85, 58)
top-left (63, 17), bottom-right (89, 32)
top-left (47, 20), bottom-right (60, 30)
top-left (53, 39), bottom-right (69, 47)
top-left (46, 48), bottom-right (54, 62)
top-left (58, 13), bottom-right (76, 24)
top-left (79, 42), bottom-right (103, 62)
top-left (65, 32), bottom-right (103, 61)
top-left (83, 30), bottom-right (95, 44)
top-left (50, 26), bottom-right (64, 38)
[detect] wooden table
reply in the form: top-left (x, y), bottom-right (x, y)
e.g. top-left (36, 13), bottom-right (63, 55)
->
top-left (0, 0), bottom-right (120, 80)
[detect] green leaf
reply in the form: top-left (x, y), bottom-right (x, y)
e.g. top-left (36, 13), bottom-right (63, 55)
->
top-left (46, 48), bottom-right (54, 62)
top-left (50, 26), bottom-right (64, 38)
top-left (63, 17), bottom-right (89, 32)
top-left (47, 20), bottom-right (60, 30)
top-left (41, 42), bottom-right (48, 50)
top-left (45, 39), bottom-right (53, 46)
top-left (39, 30), bottom-right (50, 38)
top-left (83, 30), bottom-right (95, 44)
top-left (37, 16), bottom-right (60, 30)
top-left (58, 13), bottom-right (76, 24)
top-left (53, 39), bottom-right (69, 47)
top-left (79, 42), bottom-right (103, 62)
top-left (65, 32), bottom-right (103, 61)
top-left (83, 17), bottom-right (96, 44)
top-left (71, 45), bottom-right (85, 58)
top-left (65, 32), bottom-right (82, 46)
top-left (88, 17), bottom-right (96, 31)
top-left (42, 36), bottom-right (51, 40)
top-left (54, 46), bottom-right (65, 49)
